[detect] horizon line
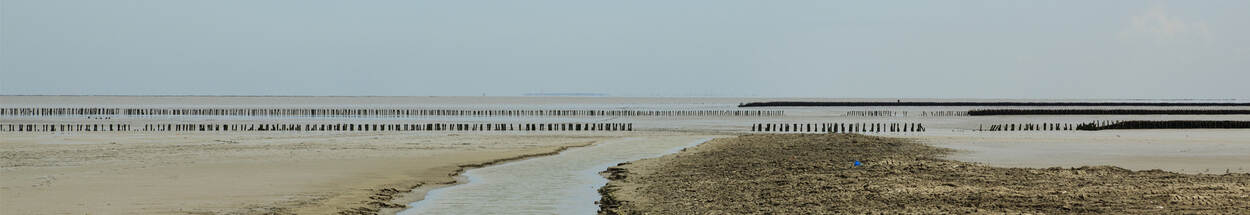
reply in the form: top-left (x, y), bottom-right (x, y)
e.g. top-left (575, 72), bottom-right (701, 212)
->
top-left (0, 94), bottom-right (1243, 101)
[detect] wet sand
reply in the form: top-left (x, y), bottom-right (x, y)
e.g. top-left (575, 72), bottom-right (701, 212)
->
top-left (0, 131), bottom-right (624, 214)
top-left (598, 134), bottom-right (1250, 214)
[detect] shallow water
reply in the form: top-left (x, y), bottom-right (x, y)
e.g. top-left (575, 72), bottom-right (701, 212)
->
top-left (399, 135), bottom-right (715, 215)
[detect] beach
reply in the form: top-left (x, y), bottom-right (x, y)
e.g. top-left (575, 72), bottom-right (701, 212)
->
top-left (0, 131), bottom-right (628, 214)
top-left (3, 96), bottom-right (1249, 214)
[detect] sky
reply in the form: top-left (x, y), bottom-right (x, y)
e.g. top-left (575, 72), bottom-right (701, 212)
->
top-left (2, 1), bottom-right (1247, 98)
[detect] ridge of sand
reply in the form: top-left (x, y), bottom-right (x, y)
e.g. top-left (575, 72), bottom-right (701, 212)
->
top-left (597, 134), bottom-right (1250, 214)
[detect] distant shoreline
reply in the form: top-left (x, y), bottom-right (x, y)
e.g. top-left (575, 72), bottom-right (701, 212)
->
top-left (2, 95), bottom-right (1243, 101)
top-left (967, 109), bottom-right (1250, 115)
top-left (522, 93), bottom-right (609, 97)
top-left (740, 101), bottom-right (1250, 107)
top-left (0, 94), bottom-right (437, 97)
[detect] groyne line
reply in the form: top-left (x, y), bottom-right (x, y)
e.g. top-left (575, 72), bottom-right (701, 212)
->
top-left (0, 123), bottom-right (633, 132)
top-left (968, 109), bottom-right (1250, 116)
top-left (844, 111), bottom-right (907, 117)
top-left (750, 123), bottom-right (924, 133)
top-left (1076, 120), bottom-right (1250, 130)
top-left (977, 122), bottom-right (1085, 131)
top-left (739, 101), bottom-right (1250, 107)
top-left (842, 110), bottom-right (968, 117)
top-left (976, 120), bottom-right (1250, 131)
top-left (0, 108), bottom-right (781, 117)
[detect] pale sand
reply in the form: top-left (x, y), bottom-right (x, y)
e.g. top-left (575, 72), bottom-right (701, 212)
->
top-left (0, 131), bottom-right (676, 214)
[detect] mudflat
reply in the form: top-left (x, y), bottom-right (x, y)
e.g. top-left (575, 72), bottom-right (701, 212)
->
top-left (598, 134), bottom-right (1250, 214)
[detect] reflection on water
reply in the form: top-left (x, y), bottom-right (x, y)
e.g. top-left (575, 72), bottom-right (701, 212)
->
top-left (400, 136), bottom-right (714, 215)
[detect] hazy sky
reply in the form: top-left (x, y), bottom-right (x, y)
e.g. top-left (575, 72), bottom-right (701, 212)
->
top-left (2, 1), bottom-right (1247, 98)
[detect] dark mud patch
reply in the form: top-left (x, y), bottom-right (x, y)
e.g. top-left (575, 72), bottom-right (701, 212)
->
top-left (598, 134), bottom-right (1250, 214)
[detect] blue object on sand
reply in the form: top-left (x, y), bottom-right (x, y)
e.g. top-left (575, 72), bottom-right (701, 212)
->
top-left (853, 160), bottom-right (862, 167)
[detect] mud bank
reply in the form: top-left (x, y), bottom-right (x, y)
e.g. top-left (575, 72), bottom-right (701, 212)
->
top-left (598, 134), bottom-right (1250, 214)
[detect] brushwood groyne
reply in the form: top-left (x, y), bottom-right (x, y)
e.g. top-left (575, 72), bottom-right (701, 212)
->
top-left (1076, 120), bottom-right (1250, 131)
top-left (976, 120), bottom-right (1250, 131)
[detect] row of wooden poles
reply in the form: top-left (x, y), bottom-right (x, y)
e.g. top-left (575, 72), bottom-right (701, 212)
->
top-left (0, 123), bottom-right (633, 132)
top-left (751, 123), bottom-right (925, 133)
top-left (1078, 120), bottom-right (1250, 130)
top-left (979, 123), bottom-right (1080, 131)
top-left (840, 111), bottom-right (970, 117)
top-left (844, 111), bottom-right (907, 117)
top-left (920, 111), bottom-right (968, 116)
top-left (979, 120), bottom-right (1120, 131)
top-left (0, 108), bottom-right (781, 117)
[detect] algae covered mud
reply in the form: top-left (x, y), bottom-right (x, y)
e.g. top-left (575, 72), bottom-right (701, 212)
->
top-left (599, 134), bottom-right (1250, 214)
top-left (3, 96), bottom-right (1250, 214)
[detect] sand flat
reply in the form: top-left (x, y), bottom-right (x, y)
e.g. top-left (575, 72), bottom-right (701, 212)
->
top-left (0, 132), bottom-right (626, 214)
top-left (4, 96), bottom-right (1250, 214)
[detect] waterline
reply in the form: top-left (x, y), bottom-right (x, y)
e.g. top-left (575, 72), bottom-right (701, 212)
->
top-left (400, 135), bottom-right (715, 214)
